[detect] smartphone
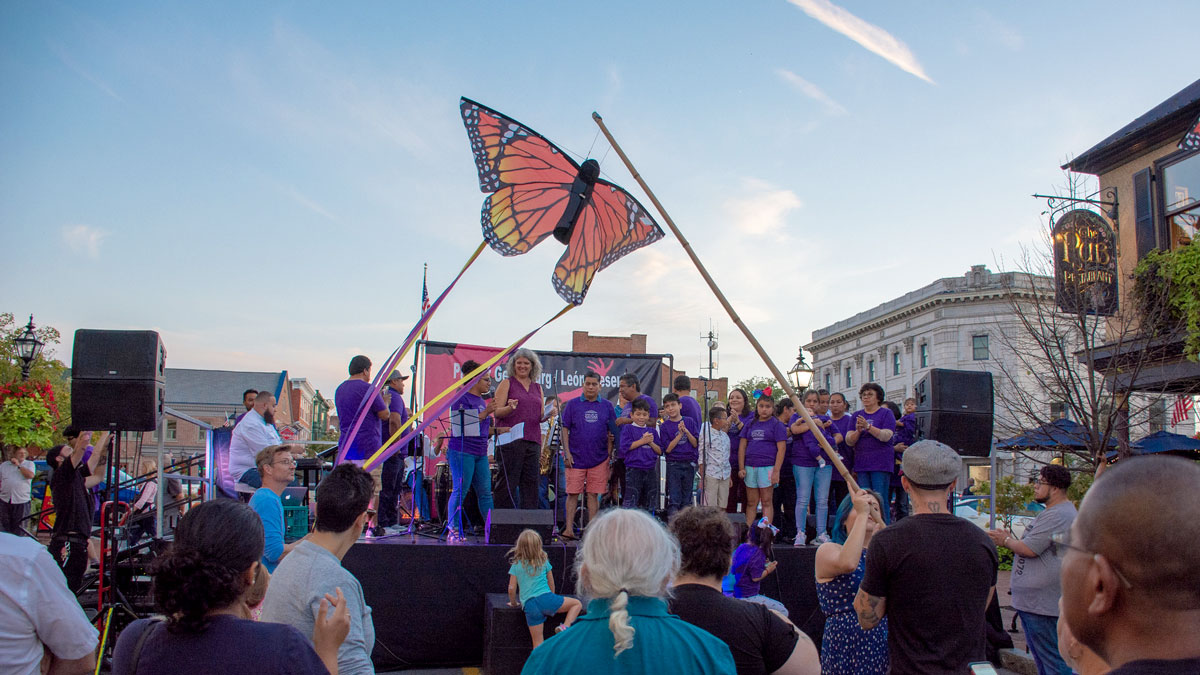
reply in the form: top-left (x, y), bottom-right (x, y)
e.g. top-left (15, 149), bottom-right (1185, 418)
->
top-left (968, 663), bottom-right (998, 675)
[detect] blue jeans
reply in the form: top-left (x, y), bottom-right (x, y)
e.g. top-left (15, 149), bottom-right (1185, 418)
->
top-left (859, 471), bottom-right (892, 523)
top-left (1017, 611), bottom-right (1072, 675)
top-left (623, 467), bottom-right (655, 511)
top-left (447, 450), bottom-right (494, 536)
top-left (666, 461), bottom-right (696, 518)
top-left (793, 464), bottom-right (832, 540)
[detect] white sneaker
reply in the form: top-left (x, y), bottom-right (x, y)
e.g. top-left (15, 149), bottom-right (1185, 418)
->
top-left (813, 533), bottom-right (831, 544)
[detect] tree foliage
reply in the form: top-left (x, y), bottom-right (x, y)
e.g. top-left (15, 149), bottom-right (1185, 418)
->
top-left (0, 395), bottom-right (54, 448)
top-left (1135, 239), bottom-right (1200, 361)
top-left (0, 312), bottom-right (71, 443)
top-left (977, 477), bottom-right (1036, 529)
top-left (732, 376), bottom-right (782, 404)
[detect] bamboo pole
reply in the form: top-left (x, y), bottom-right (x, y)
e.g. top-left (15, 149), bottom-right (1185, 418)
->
top-left (593, 112), bottom-right (883, 523)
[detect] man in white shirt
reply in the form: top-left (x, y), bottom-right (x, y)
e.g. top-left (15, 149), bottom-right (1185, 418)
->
top-left (229, 392), bottom-right (302, 488)
top-left (1, 447), bottom-right (36, 534)
top-left (0, 532), bottom-right (99, 675)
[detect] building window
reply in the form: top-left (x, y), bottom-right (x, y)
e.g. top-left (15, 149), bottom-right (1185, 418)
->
top-left (1149, 399), bottom-right (1166, 434)
top-left (919, 343), bottom-right (929, 368)
top-left (868, 360), bottom-right (876, 382)
top-left (1160, 151), bottom-right (1200, 249)
top-left (824, 373), bottom-right (831, 392)
top-left (197, 425), bottom-right (207, 440)
top-left (845, 367), bottom-right (852, 388)
top-left (1050, 401), bottom-right (1067, 420)
top-left (972, 335), bottom-right (989, 360)
top-left (153, 420), bottom-right (177, 442)
top-left (892, 351), bottom-right (901, 376)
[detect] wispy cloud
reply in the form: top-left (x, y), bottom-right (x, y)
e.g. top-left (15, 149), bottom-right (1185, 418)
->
top-left (277, 183), bottom-right (340, 223)
top-left (776, 69), bottom-right (847, 115)
top-left (787, 0), bottom-right (934, 84)
top-left (48, 41), bottom-right (123, 102)
top-left (724, 178), bottom-right (803, 237)
top-left (61, 224), bottom-right (109, 258)
top-left (975, 9), bottom-right (1023, 51)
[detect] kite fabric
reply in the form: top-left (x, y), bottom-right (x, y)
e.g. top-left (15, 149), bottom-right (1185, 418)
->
top-left (1180, 112), bottom-right (1200, 151)
top-left (459, 97), bottom-right (665, 305)
top-left (360, 303), bottom-right (576, 472)
top-left (337, 241), bottom-right (487, 464)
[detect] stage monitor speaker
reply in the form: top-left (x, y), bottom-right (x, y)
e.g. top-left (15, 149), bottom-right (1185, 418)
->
top-left (71, 378), bottom-right (164, 432)
top-left (71, 329), bottom-right (165, 381)
top-left (913, 368), bottom-right (994, 457)
top-left (485, 509), bottom-right (553, 545)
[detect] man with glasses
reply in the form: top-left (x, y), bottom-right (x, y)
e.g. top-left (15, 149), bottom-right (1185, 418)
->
top-left (989, 464), bottom-right (1076, 675)
top-left (250, 445), bottom-right (303, 573)
top-left (1058, 457), bottom-right (1200, 674)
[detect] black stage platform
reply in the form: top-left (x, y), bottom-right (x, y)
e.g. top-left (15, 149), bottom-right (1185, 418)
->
top-left (343, 535), bottom-right (824, 671)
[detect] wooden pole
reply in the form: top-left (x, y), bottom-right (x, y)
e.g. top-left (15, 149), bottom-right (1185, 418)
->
top-left (593, 112), bottom-right (878, 516)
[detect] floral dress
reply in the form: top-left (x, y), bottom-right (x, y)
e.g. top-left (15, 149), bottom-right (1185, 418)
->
top-left (815, 550), bottom-right (888, 674)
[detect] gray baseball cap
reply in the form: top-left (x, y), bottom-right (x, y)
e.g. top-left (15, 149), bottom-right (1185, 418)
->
top-left (901, 440), bottom-right (961, 489)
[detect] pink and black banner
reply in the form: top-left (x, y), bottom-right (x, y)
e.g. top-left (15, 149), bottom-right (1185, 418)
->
top-left (419, 340), bottom-right (664, 446)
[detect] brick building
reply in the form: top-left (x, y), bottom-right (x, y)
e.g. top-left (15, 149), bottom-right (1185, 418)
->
top-left (570, 331), bottom-right (728, 407)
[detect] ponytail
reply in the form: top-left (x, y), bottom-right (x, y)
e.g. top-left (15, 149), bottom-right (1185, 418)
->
top-left (608, 589), bottom-right (635, 656)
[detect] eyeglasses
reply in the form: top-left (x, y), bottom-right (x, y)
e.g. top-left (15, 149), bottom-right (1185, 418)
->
top-left (273, 457), bottom-right (297, 467)
top-left (1050, 531), bottom-right (1133, 589)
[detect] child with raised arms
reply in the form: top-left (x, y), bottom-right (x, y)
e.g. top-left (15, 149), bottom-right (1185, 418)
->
top-left (619, 398), bottom-right (661, 511)
top-left (660, 393), bottom-right (700, 518)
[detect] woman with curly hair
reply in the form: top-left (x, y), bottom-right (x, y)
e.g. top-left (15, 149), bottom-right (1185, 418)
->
top-left (493, 348), bottom-right (557, 509)
top-left (112, 500), bottom-right (349, 674)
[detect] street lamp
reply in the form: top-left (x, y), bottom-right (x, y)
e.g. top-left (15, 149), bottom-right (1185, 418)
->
top-left (788, 348), bottom-right (814, 393)
top-left (13, 315), bottom-right (45, 381)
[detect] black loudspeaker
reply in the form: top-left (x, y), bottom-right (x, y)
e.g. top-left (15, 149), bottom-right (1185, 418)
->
top-left (71, 330), bottom-right (165, 432)
top-left (483, 593), bottom-right (569, 675)
top-left (914, 369), bottom-right (993, 457)
top-left (485, 509), bottom-right (553, 545)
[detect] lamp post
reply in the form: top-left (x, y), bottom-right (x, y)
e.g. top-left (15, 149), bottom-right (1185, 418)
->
top-left (13, 315), bottom-right (45, 381)
top-left (787, 348), bottom-right (814, 395)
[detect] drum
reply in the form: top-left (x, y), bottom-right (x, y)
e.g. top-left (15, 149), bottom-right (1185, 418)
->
top-left (433, 461), bottom-right (451, 523)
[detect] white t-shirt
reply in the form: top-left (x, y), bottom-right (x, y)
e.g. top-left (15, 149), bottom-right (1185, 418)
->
top-left (0, 533), bottom-right (99, 674)
top-left (229, 409), bottom-right (283, 480)
top-left (0, 460), bottom-right (35, 503)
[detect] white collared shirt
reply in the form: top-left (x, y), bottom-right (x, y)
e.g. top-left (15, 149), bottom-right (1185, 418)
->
top-left (699, 423), bottom-right (731, 480)
top-left (229, 408), bottom-right (283, 480)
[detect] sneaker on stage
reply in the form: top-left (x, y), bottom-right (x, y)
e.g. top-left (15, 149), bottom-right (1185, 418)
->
top-left (812, 533), bottom-right (831, 544)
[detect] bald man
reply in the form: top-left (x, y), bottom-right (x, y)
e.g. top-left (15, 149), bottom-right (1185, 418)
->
top-left (1059, 456), bottom-right (1200, 674)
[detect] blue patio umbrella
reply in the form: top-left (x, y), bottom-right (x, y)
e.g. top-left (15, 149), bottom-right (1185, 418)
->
top-left (997, 418), bottom-right (1117, 451)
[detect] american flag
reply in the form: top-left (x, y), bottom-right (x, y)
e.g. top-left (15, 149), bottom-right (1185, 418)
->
top-left (420, 263), bottom-right (430, 341)
top-left (1171, 394), bottom-right (1195, 427)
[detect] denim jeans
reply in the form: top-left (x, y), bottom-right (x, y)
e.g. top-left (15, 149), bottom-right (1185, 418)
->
top-left (623, 467), bottom-right (655, 511)
top-left (1017, 610), bottom-right (1073, 675)
top-left (447, 450), bottom-right (494, 536)
top-left (666, 461), bottom-right (696, 518)
top-left (859, 471), bottom-right (892, 523)
top-left (793, 464), bottom-right (832, 540)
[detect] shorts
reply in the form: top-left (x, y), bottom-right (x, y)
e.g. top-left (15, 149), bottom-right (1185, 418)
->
top-left (566, 463), bottom-right (610, 495)
top-left (744, 466), bottom-right (774, 489)
top-left (523, 592), bottom-right (565, 626)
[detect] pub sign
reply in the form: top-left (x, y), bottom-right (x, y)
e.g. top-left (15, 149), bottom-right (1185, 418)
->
top-left (1052, 209), bottom-right (1118, 316)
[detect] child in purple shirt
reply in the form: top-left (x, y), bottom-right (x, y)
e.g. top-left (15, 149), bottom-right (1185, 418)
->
top-left (661, 394), bottom-right (700, 518)
top-left (737, 396), bottom-right (787, 529)
top-left (730, 518), bottom-right (788, 616)
top-left (619, 399), bottom-right (661, 511)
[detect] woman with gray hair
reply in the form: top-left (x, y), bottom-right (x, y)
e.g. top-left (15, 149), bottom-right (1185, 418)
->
top-left (522, 508), bottom-right (735, 674)
top-left (493, 349), bottom-right (556, 509)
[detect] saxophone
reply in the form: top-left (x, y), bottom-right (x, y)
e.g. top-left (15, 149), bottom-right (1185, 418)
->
top-left (541, 418), bottom-right (560, 475)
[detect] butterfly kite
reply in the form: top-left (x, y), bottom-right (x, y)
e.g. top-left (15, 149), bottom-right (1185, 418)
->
top-left (1180, 112), bottom-right (1200, 151)
top-left (460, 97), bottom-right (665, 305)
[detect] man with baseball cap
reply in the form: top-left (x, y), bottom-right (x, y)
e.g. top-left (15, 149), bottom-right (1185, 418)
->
top-left (377, 369), bottom-right (411, 534)
top-left (854, 440), bottom-right (999, 674)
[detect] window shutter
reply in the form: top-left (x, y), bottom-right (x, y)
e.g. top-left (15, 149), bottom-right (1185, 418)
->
top-left (1133, 168), bottom-right (1155, 259)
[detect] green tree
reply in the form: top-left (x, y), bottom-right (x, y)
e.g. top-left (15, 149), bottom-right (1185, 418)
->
top-left (0, 312), bottom-right (71, 442)
top-left (732, 376), bottom-right (782, 404)
top-left (978, 476), bottom-right (1036, 529)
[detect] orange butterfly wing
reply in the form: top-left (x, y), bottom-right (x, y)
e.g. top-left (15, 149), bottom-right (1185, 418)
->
top-left (461, 98), bottom-right (579, 255)
top-left (552, 179), bottom-right (665, 305)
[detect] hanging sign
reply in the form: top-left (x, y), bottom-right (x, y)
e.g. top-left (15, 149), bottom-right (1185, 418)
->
top-left (1052, 209), bottom-right (1118, 316)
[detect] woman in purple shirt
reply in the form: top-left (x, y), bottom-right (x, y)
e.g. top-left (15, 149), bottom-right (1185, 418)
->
top-left (845, 383), bottom-right (895, 521)
top-left (724, 388), bottom-right (753, 516)
top-left (493, 348), bottom-right (556, 510)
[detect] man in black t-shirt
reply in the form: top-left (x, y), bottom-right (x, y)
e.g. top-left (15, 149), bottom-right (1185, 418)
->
top-left (855, 441), bottom-right (998, 674)
top-left (46, 426), bottom-right (107, 592)
top-left (1060, 457), bottom-right (1200, 674)
top-left (669, 506), bottom-right (819, 675)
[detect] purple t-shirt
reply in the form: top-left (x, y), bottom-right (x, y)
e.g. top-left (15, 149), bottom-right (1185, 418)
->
top-left (679, 395), bottom-right (702, 427)
top-left (727, 412), bottom-right (754, 470)
top-left (335, 379), bottom-right (387, 461)
top-left (739, 417), bottom-right (787, 468)
top-left (448, 392), bottom-right (491, 456)
top-left (731, 543), bottom-right (767, 598)
top-left (850, 407), bottom-right (897, 472)
top-left (895, 412), bottom-right (918, 446)
top-left (561, 396), bottom-right (616, 470)
top-left (496, 377), bottom-right (543, 444)
top-left (792, 413), bottom-right (836, 468)
top-left (828, 414), bottom-right (856, 481)
top-left (620, 424), bottom-right (660, 470)
top-left (381, 385), bottom-right (409, 445)
top-left (660, 417), bottom-right (700, 463)
top-left (621, 394), bottom-right (659, 423)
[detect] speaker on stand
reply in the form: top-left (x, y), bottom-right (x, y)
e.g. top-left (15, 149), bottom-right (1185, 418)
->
top-left (913, 368), bottom-right (994, 458)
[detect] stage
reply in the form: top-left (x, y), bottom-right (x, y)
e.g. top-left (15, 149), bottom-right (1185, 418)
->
top-left (343, 534), bottom-right (824, 671)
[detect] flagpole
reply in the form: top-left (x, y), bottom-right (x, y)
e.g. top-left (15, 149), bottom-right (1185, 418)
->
top-left (592, 112), bottom-right (874, 515)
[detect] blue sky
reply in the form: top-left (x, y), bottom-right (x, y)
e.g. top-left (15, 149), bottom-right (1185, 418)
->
top-left (2, 1), bottom-right (1196, 398)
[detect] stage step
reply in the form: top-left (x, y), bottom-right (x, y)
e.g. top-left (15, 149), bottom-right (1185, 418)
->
top-left (483, 593), bottom-right (574, 675)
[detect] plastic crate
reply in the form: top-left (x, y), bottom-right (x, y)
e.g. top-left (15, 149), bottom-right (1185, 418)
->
top-left (283, 505), bottom-right (309, 541)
